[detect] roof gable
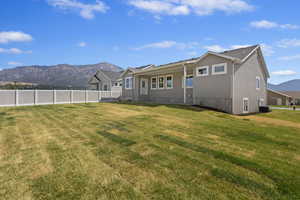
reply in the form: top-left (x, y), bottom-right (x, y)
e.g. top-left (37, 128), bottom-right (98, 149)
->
top-left (221, 45), bottom-right (259, 61)
top-left (96, 70), bottom-right (122, 81)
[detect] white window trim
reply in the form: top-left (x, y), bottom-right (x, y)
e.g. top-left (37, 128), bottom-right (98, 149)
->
top-left (256, 76), bottom-right (260, 90)
top-left (125, 77), bottom-right (133, 90)
top-left (243, 97), bottom-right (249, 113)
top-left (151, 76), bottom-right (158, 90)
top-left (158, 76), bottom-right (165, 89)
top-left (212, 63), bottom-right (227, 75)
top-left (166, 74), bottom-right (173, 89)
top-left (196, 66), bottom-right (209, 77)
top-left (182, 74), bottom-right (193, 88)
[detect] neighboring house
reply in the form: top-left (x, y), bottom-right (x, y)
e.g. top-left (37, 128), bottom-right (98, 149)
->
top-left (89, 70), bottom-right (123, 91)
top-left (267, 89), bottom-right (292, 106)
top-left (281, 91), bottom-right (300, 105)
top-left (120, 45), bottom-right (269, 115)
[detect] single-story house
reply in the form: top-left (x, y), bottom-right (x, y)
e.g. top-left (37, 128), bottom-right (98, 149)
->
top-left (267, 89), bottom-right (292, 106)
top-left (89, 70), bottom-right (123, 91)
top-left (120, 45), bottom-right (269, 115)
top-left (281, 91), bottom-right (300, 105)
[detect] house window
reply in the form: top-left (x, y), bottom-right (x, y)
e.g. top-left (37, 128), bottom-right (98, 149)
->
top-left (151, 77), bottom-right (157, 89)
top-left (158, 76), bottom-right (165, 89)
top-left (256, 76), bottom-right (260, 90)
top-left (166, 75), bottom-right (173, 89)
top-left (243, 98), bottom-right (249, 113)
top-left (182, 75), bottom-right (193, 88)
top-left (196, 66), bottom-right (209, 76)
top-left (212, 63), bottom-right (227, 75)
top-left (125, 77), bottom-right (133, 89)
top-left (103, 85), bottom-right (108, 91)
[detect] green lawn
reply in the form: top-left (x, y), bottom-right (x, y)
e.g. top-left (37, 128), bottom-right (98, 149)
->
top-left (0, 103), bottom-right (299, 200)
top-left (260, 109), bottom-right (300, 123)
top-left (270, 105), bottom-right (300, 108)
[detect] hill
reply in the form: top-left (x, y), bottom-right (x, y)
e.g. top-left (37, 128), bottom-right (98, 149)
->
top-left (268, 79), bottom-right (300, 91)
top-left (0, 62), bottom-right (123, 89)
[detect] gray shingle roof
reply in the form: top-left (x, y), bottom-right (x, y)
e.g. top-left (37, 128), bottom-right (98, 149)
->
top-left (126, 45), bottom-right (262, 75)
top-left (221, 45), bottom-right (259, 60)
top-left (100, 70), bottom-right (123, 81)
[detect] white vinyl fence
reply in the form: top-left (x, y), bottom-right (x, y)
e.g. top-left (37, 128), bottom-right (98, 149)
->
top-left (0, 90), bottom-right (121, 107)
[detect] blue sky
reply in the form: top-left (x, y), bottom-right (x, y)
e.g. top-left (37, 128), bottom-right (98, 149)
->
top-left (0, 0), bottom-right (300, 84)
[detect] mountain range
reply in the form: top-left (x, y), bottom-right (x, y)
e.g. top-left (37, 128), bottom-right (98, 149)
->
top-left (0, 63), bottom-right (123, 89)
top-left (268, 79), bottom-right (300, 91)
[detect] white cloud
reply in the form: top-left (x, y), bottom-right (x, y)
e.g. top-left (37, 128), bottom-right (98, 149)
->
top-left (250, 20), bottom-right (299, 30)
top-left (128, 0), bottom-right (253, 17)
top-left (8, 61), bottom-right (22, 66)
top-left (133, 41), bottom-right (199, 50)
top-left (278, 54), bottom-right (300, 61)
top-left (78, 42), bottom-right (86, 47)
top-left (48, 0), bottom-right (109, 19)
top-left (203, 45), bottom-right (228, 52)
top-left (260, 43), bottom-right (274, 56)
top-left (0, 48), bottom-right (32, 54)
top-left (0, 31), bottom-right (33, 44)
top-left (277, 39), bottom-right (300, 48)
top-left (272, 70), bottom-right (297, 76)
top-left (204, 44), bottom-right (251, 52)
top-left (230, 44), bottom-right (251, 49)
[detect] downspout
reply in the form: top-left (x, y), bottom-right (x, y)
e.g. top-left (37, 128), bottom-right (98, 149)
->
top-left (232, 62), bottom-right (235, 114)
top-left (183, 64), bottom-right (187, 104)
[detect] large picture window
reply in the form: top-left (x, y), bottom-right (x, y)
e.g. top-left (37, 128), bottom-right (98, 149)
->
top-left (212, 63), bottom-right (227, 75)
top-left (151, 77), bottom-right (157, 89)
top-left (158, 76), bottom-right (165, 89)
top-left (166, 75), bottom-right (173, 89)
top-left (125, 77), bottom-right (133, 89)
top-left (182, 75), bottom-right (193, 88)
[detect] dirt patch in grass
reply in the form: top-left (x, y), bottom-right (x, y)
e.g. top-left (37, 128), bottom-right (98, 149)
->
top-left (155, 116), bottom-right (191, 128)
top-left (235, 115), bottom-right (300, 129)
top-left (30, 151), bottom-right (53, 179)
top-left (105, 106), bottom-right (142, 118)
top-left (205, 134), bottom-right (220, 140)
top-left (163, 129), bottom-right (188, 139)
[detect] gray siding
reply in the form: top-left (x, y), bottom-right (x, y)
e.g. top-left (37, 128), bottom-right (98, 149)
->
top-left (147, 71), bottom-right (193, 104)
top-left (192, 54), bottom-right (233, 113)
top-left (95, 71), bottom-right (112, 91)
top-left (233, 51), bottom-right (267, 114)
top-left (121, 72), bottom-right (135, 100)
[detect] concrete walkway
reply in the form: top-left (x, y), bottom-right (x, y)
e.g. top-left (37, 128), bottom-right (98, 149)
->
top-left (270, 106), bottom-right (300, 111)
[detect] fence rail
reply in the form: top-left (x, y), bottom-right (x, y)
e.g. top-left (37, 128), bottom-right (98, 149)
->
top-left (0, 90), bottom-right (121, 107)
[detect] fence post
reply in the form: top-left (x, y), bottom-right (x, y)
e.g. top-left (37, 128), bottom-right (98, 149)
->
top-left (98, 90), bottom-right (100, 102)
top-left (15, 89), bottom-right (19, 106)
top-left (85, 90), bottom-right (88, 103)
top-left (70, 90), bottom-right (73, 104)
top-left (34, 89), bottom-right (38, 105)
top-left (111, 90), bottom-right (113, 98)
top-left (53, 89), bottom-right (56, 104)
